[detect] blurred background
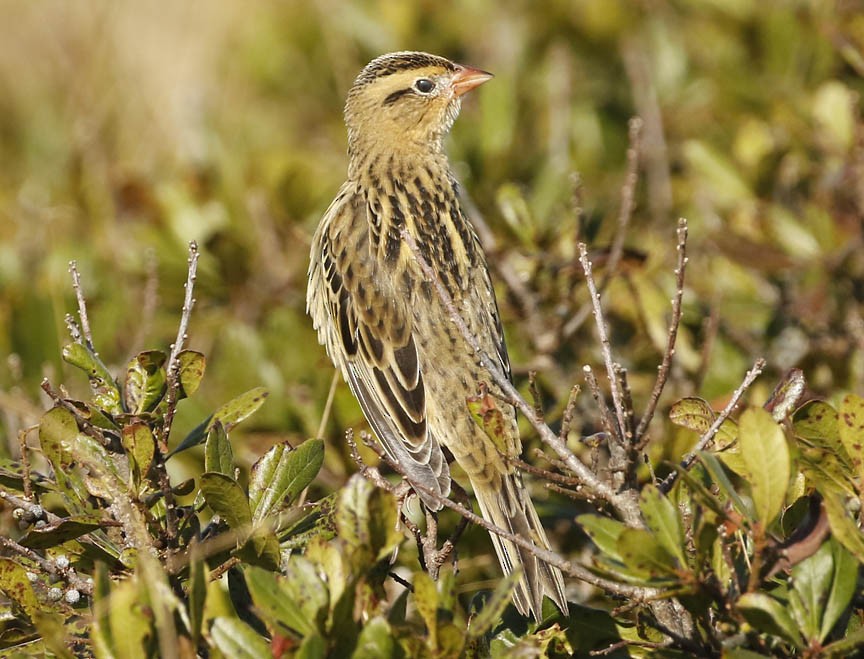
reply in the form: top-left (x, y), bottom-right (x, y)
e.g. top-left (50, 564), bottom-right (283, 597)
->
top-left (1, 0), bottom-right (863, 591)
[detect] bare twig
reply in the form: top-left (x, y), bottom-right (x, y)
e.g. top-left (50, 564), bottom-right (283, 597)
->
top-left (159, 241), bottom-right (200, 548)
top-left (0, 536), bottom-right (93, 597)
top-left (558, 384), bottom-right (581, 442)
top-left (68, 261), bottom-right (95, 353)
top-left (365, 442), bottom-right (654, 598)
top-left (578, 243), bottom-right (628, 445)
top-left (658, 358), bottom-right (766, 493)
top-left (634, 218), bottom-right (689, 444)
top-left (399, 228), bottom-right (630, 518)
top-left (40, 379), bottom-right (109, 446)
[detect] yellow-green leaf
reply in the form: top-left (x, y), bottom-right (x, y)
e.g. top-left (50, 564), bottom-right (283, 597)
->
top-left (739, 408), bottom-right (790, 524)
top-left (838, 393), bottom-right (864, 481)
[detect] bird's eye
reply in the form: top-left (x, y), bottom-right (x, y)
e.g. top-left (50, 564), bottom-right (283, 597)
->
top-left (413, 78), bottom-right (436, 94)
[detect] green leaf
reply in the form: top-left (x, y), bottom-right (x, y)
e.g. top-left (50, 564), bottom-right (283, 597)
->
top-left (352, 616), bottom-right (395, 659)
top-left (199, 472), bottom-right (252, 532)
top-left (413, 571), bottom-right (438, 649)
top-left (236, 527), bottom-right (281, 570)
top-left (335, 474), bottom-right (401, 566)
top-left (738, 408), bottom-right (790, 524)
top-left (204, 421), bottom-right (234, 477)
top-left (176, 350), bottom-right (206, 399)
top-left (90, 563), bottom-right (114, 657)
top-left (794, 400), bottom-right (841, 447)
top-left (838, 393), bottom-right (864, 481)
top-left (737, 592), bottom-right (802, 648)
top-left (121, 423), bottom-right (155, 490)
top-left (697, 451), bottom-right (753, 520)
top-left (19, 515), bottom-right (104, 549)
top-left (669, 397), bottom-right (738, 450)
top-left (0, 558), bottom-right (42, 621)
top-left (576, 514), bottom-right (627, 562)
top-left (823, 493), bottom-right (864, 562)
top-left (822, 625), bottom-right (864, 657)
top-left (123, 350), bottom-right (167, 414)
top-left (639, 484), bottom-right (687, 566)
top-left (170, 387), bottom-right (269, 456)
top-left (39, 407), bottom-right (91, 507)
top-left (250, 439), bottom-right (324, 523)
top-left (297, 633), bottom-right (326, 659)
top-left (790, 540), bottom-right (834, 641)
top-left (188, 549), bottom-right (207, 647)
top-left (210, 617), bottom-right (271, 659)
top-left (467, 570), bottom-right (519, 639)
top-left (282, 557), bottom-right (329, 633)
top-left (61, 342), bottom-right (122, 414)
top-left (821, 539), bottom-right (858, 642)
top-left (617, 528), bottom-right (679, 578)
top-left (245, 565), bottom-right (315, 636)
top-left (107, 576), bottom-right (152, 659)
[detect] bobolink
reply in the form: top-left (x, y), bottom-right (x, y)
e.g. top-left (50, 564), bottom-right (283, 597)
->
top-left (307, 51), bottom-right (567, 620)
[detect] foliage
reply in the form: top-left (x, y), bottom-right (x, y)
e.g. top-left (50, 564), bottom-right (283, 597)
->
top-left (2, 1), bottom-right (864, 657)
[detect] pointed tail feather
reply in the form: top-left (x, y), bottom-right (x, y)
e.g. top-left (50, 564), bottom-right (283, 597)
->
top-left (471, 473), bottom-right (568, 620)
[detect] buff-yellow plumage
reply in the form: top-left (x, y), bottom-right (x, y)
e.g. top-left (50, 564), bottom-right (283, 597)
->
top-left (307, 51), bottom-right (567, 620)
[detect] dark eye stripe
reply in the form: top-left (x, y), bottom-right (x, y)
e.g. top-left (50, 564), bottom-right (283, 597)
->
top-left (383, 88), bottom-right (413, 105)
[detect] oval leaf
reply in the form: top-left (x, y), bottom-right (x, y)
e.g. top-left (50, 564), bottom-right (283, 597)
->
top-left (210, 617), bottom-right (271, 659)
top-left (170, 387), bottom-right (269, 457)
top-left (245, 565), bottom-right (315, 636)
top-left (617, 528), bottom-right (679, 578)
top-left (199, 473), bottom-right (252, 532)
top-left (639, 485), bottom-right (687, 566)
top-left (737, 592), bottom-right (802, 647)
top-left (176, 350), bottom-right (206, 399)
top-left (839, 393), bottom-right (864, 481)
top-left (0, 558), bottom-right (42, 620)
top-left (123, 351), bottom-right (167, 414)
top-left (576, 514), bottom-right (627, 562)
top-left (739, 408), bottom-right (791, 525)
top-left (250, 439), bottom-right (324, 523)
top-left (204, 421), bottom-right (234, 477)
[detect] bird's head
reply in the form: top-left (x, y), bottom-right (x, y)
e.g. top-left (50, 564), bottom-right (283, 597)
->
top-left (344, 51), bottom-right (492, 162)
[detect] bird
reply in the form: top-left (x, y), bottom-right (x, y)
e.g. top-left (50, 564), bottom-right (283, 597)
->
top-left (307, 51), bottom-right (568, 620)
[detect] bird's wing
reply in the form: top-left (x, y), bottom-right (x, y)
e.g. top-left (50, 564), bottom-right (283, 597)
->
top-left (308, 188), bottom-right (450, 507)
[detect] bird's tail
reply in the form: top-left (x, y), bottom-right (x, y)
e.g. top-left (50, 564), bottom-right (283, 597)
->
top-left (471, 472), bottom-right (568, 620)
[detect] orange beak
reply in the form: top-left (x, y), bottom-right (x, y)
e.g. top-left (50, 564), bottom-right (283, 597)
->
top-left (451, 64), bottom-right (493, 97)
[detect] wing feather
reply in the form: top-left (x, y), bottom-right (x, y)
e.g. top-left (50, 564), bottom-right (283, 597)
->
top-left (308, 187), bottom-right (450, 508)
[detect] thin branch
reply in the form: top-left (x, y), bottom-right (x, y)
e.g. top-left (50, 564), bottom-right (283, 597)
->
top-left (634, 218), bottom-right (689, 444)
top-left (40, 379), bottom-right (109, 446)
top-left (578, 243), bottom-right (628, 445)
top-left (399, 228), bottom-right (628, 517)
top-left (0, 536), bottom-right (93, 597)
top-left (159, 241), bottom-right (199, 548)
top-left (68, 261), bottom-right (95, 353)
top-left (358, 429), bottom-right (655, 599)
top-left (558, 384), bottom-right (581, 442)
top-left (160, 241), bottom-right (199, 449)
top-left (658, 358), bottom-right (766, 493)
